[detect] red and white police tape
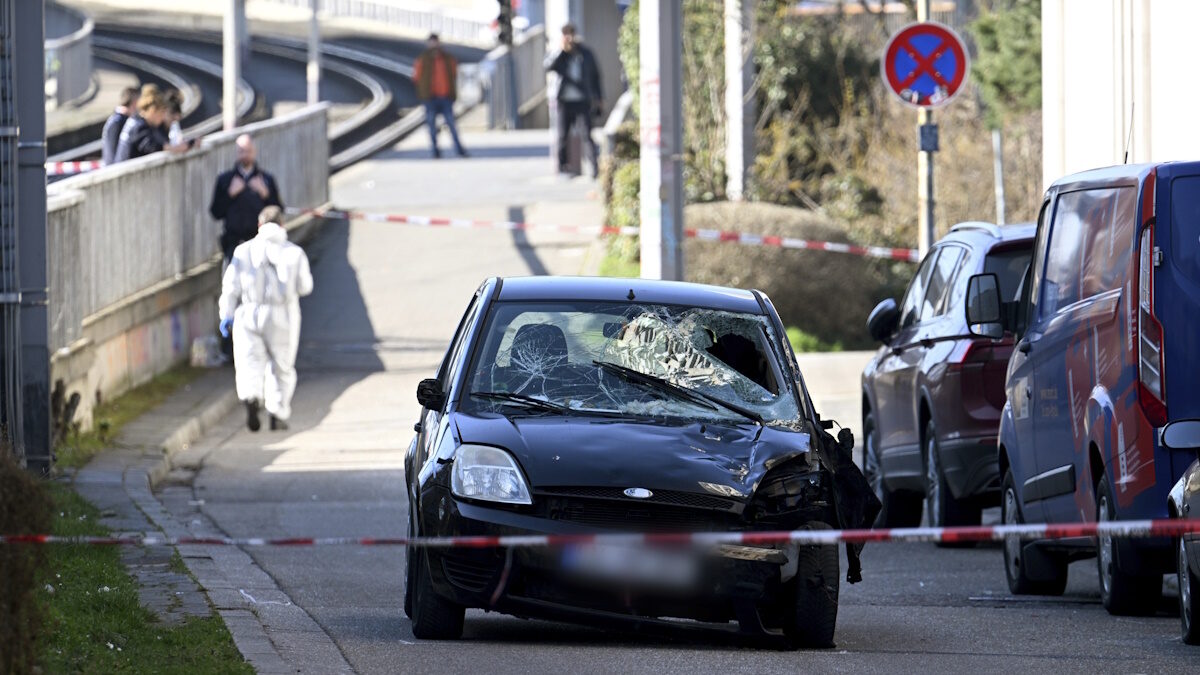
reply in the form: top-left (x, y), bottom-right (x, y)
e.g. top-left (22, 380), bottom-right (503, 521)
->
top-left (295, 208), bottom-right (921, 263)
top-left (4, 518), bottom-right (1199, 548)
top-left (45, 160), bottom-right (105, 176)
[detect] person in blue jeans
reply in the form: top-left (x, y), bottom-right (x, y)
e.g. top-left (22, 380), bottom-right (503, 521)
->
top-left (414, 33), bottom-right (468, 159)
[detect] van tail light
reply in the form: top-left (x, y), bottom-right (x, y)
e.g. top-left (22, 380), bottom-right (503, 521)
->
top-left (1134, 211), bottom-right (1168, 427)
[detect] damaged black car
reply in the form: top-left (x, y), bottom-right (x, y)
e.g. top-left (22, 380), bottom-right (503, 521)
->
top-left (404, 277), bottom-right (880, 648)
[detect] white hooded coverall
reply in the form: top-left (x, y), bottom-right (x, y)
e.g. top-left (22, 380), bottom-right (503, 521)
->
top-left (218, 222), bottom-right (313, 421)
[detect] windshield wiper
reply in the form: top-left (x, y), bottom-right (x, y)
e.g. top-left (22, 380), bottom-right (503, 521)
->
top-left (471, 391), bottom-right (571, 414)
top-left (592, 360), bottom-right (765, 427)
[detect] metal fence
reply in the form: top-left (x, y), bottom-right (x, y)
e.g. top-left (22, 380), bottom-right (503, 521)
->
top-left (261, 0), bottom-right (495, 47)
top-left (484, 25), bottom-right (547, 130)
top-left (45, 106), bottom-right (330, 353)
top-left (44, 1), bottom-right (92, 107)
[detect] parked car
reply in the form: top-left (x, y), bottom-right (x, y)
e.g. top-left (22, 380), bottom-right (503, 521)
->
top-left (965, 162), bottom-right (1200, 615)
top-left (1164, 419), bottom-right (1200, 645)
top-left (403, 276), bottom-right (879, 648)
top-left (861, 222), bottom-right (1035, 529)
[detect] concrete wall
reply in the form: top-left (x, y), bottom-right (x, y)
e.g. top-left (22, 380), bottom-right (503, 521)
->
top-left (44, 1), bottom-right (93, 106)
top-left (1043, 0), bottom-right (1200, 188)
top-left (46, 105), bottom-right (330, 432)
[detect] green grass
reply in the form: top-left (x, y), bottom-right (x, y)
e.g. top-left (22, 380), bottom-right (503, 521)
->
top-left (56, 365), bottom-right (205, 469)
top-left (787, 326), bottom-right (843, 353)
top-left (39, 482), bottom-right (252, 674)
top-left (597, 248), bottom-right (641, 278)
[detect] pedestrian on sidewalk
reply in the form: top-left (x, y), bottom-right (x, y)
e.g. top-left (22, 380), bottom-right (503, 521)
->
top-left (218, 206), bottom-right (313, 432)
top-left (414, 33), bottom-right (468, 159)
top-left (545, 23), bottom-right (603, 178)
top-left (101, 86), bottom-right (140, 165)
top-left (209, 134), bottom-right (283, 262)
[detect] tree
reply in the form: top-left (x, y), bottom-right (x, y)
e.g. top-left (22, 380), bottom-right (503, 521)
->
top-left (971, 0), bottom-right (1042, 129)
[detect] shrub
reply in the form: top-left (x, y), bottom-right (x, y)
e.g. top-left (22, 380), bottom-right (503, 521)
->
top-left (0, 446), bottom-right (51, 675)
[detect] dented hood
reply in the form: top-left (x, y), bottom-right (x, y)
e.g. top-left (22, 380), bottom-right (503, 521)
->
top-left (453, 413), bottom-right (814, 500)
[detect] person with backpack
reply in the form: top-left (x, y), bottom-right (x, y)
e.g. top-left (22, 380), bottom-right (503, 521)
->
top-left (218, 206), bottom-right (313, 432)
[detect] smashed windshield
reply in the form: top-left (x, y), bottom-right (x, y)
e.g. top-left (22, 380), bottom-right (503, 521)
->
top-left (463, 302), bottom-right (800, 424)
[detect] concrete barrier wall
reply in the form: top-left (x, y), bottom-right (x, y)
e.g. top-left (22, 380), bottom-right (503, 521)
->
top-left (45, 1), bottom-right (93, 106)
top-left (46, 105), bottom-right (330, 432)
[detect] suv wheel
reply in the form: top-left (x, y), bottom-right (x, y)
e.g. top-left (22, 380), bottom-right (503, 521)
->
top-left (924, 421), bottom-right (982, 543)
top-left (410, 547), bottom-right (465, 639)
top-left (1002, 469), bottom-right (1067, 595)
top-left (781, 522), bottom-right (840, 649)
top-left (1097, 477), bottom-right (1162, 616)
top-left (1179, 536), bottom-right (1200, 645)
top-left (863, 412), bottom-right (922, 528)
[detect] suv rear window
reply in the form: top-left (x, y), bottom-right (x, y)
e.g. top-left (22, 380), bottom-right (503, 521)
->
top-left (1171, 176), bottom-right (1200, 283)
top-left (984, 245), bottom-right (1033, 303)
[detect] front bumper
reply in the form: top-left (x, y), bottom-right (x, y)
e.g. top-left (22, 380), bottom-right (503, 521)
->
top-left (421, 492), bottom-right (796, 628)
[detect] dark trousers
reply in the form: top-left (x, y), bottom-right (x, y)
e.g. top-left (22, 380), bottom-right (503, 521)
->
top-left (557, 100), bottom-right (599, 174)
top-left (424, 97), bottom-right (465, 156)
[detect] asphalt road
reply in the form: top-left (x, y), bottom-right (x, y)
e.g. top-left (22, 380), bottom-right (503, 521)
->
top-left (181, 131), bottom-right (1197, 673)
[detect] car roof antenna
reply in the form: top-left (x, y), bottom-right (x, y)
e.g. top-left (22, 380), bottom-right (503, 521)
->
top-left (627, 288), bottom-right (636, 301)
top-left (1123, 101), bottom-right (1135, 164)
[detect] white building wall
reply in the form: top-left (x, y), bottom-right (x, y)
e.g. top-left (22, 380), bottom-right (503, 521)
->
top-left (1043, 0), bottom-right (1200, 189)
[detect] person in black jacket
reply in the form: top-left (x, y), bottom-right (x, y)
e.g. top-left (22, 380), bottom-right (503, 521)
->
top-left (101, 86), bottom-right (140, 165)
top-left (209, 134), bottom-right (283, 262)
top-left (114, 89), bottom-right (170, 163)
top-left (544, 23), bottom-right (603, 177)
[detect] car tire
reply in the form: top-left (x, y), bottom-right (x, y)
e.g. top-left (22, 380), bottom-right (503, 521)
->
top-left (410, 546), bottom-right (465, 639)
top-left (1097, 477), bottom-right (1162, 616)
top-left (1001, 469), bottom-right (1068, 595)
top-left (1179, 536), bottom-right (1200, 645)
top-left (782, 522), bottom-right (840, 649)
top-left (863, 412), bottom-right (922, 528)
top-left (924, 421), bottom-right (982, 548)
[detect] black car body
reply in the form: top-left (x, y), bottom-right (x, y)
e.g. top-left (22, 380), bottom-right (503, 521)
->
top-left (404, 277), bottom-right (879, 648)
top-left (860, 222), bottom-right (1034, 529)
top-left (1165, 420), bottom-right (1200, 644)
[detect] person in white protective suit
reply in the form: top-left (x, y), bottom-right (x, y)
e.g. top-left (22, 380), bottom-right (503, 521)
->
top-left (218, 206), bottom-right (313, 431)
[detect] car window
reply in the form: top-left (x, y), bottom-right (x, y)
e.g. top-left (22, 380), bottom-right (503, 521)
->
top-left (899, 250), bottom-right (940, 329)
top-left (939, 246), bottom-right (975, 316)
top-left (1026, 199), bottom-right (1053, 330)
top-left (984, 244), bottom-right (1033, 303)
top-left (1170, 176), bottom-right (1200, 285)
top-left (1041, 192), bottom-right (1086, 317)
top-left (922, 245), bottom-right (965, 319)
top-left (441, 295), bottom-right (482, 394)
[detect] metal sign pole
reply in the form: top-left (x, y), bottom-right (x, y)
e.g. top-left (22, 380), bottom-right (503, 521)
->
top-left (639, 0), bottom-right (683, 281)
top-left (223, 0), bottom-right (241, 130)
top-left (307, 0), bottom-right (320, 105)
top-left (916, 0), bottom-right (934, 260)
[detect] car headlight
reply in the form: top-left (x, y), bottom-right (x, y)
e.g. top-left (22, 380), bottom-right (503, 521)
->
top-left (451, 444), bottom-right (532, 505)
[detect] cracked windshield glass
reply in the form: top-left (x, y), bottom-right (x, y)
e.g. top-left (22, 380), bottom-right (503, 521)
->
top-left (465, 302), bottom-right (800, 424)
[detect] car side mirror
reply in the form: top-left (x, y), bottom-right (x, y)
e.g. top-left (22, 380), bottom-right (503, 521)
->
top-left (1161, 420), bottom-right (1200, 457)
top-left (866, 298), bottom-right (899, 344)
top-left (966, 273), bottom-right (1003, 339)
top-left (416, 378), bottom-right (445, 410)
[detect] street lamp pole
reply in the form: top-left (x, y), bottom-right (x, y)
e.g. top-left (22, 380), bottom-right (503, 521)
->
top-left (638, 0), bottom-right (684, 281)
top-left (307, 0), bottom-right (320, 105)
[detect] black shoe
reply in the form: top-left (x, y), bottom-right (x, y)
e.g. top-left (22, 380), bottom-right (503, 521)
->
top-left (457, 149), bottom-right (469, 158)
top-left (245, 399), bottom-right (261, 432)
top-left (269, 414), bottom-right (289, 431)
top-left (432, 148), bottom-right (442, 159)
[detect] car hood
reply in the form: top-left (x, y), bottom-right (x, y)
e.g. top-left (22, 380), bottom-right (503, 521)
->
top-left (452, 413), bottom-right (814, 501)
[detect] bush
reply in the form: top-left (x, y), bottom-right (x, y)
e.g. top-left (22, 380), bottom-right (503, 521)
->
top-left (0, 447), bottom-right (51, 675)
top-left (682, 201), bottom-right (907, 348)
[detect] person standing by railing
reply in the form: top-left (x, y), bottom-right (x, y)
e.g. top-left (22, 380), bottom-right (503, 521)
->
top-left (209, 134), bottom-right (284, 263)
top-left (414, 33), bottom-right (468, 159)
top-left (544, 23), bottom-right (603, 178)
top-left (101, 86), bottom-right (140, 165)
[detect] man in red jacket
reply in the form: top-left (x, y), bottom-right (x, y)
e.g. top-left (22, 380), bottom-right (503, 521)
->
top-left (414, 33), bottom-right (468, 159)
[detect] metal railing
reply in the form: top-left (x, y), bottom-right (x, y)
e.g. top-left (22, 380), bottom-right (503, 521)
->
top-left (261, 0), bottom-right (495, 47)
top-left (44, 1), bottom-right (93, 107)
top-left (46, 106), bottom-right (330, 353)
top-left (484, 25), bottom-right (547, 130)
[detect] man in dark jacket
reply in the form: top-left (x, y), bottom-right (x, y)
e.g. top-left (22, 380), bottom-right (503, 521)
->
top-left (545, 23), bottom-right (603, 177)
top-left (101, 86), bottom-right (140, 165)
top-left (414, 33), bottom-right (467, 159)
top-left (209, 134), bottom-right (283, 262)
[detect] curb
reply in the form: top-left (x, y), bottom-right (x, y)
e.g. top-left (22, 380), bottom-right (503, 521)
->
top-left (147, 388), bottom-right (238, 486)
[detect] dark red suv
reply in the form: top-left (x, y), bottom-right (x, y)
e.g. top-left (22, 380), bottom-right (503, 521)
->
top-left (860, 222), bottom-right (1034, 528)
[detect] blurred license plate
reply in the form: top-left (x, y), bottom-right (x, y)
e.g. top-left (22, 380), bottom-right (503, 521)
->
top-left (560, 543), bottom-right (699, 588)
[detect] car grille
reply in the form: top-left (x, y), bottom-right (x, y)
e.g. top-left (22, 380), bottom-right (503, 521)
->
top-left (537, 496), bottom-right (742, 532)
top-left (537, 486), bottom-right (740, 512)
top-left (441, 553), bottom-right (499, 592)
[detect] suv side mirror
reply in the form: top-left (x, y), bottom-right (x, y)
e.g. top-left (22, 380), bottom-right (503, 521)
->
top-left (1161, 420), bottom-right (1200, 453)
top-left (416, 378), bottom-right (446, 410)
top-left (867, 298), bottom-right (899, 344)
top-left (966, 273), bottom-right (1003, 339)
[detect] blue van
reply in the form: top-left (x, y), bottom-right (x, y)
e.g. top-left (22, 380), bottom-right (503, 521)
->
top-left (964, 162), bottom-right (1200, 615)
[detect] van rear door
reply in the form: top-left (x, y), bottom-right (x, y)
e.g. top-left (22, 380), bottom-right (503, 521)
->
top-left (1156, 161), bottom-right (1200, 478)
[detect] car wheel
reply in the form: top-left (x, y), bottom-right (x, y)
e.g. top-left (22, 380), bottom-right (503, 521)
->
top-left (863, 412), bottom-right (922, 528)
top-left (924, 422), bottom-right (982, 546)
top-left (410, 546), bottom-right (465, 639)
top-left (1097, 477), bottom-right (1161, 616)
top-left (1179, 536), bottom-right (1200, 645)
top-left (782, 522), bottom-right (839, 649)
top-left (1002, 469), bottom-right (1068, 595)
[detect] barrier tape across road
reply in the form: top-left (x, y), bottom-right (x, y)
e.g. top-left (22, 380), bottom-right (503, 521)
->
top-left (4, 518), bottom-right (1198, 548)
top-left (46, 160), bottom-right (105, 176)
top-left (299, 208), bottom-right (921, 262)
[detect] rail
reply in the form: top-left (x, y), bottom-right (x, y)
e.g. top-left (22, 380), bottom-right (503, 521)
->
top-left (46, 105), bottom-right (330, 354)
top-left (484, 25), bottom-right (547, 130)
top-left (262, 0), bottom-right (495, 47)
top-left (44, 1), bottom-right (94, 107)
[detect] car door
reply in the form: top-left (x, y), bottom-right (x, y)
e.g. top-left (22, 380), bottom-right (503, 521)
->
top-left (875, 248), bottom-right (942, 485)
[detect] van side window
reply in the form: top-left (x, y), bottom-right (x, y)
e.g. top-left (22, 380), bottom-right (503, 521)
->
top-left (899, 249), bottom-right (940, 329)
top-left (1041, 192), bottom-right (1087, 316)
top-left (1078, 187), bottom-right (1137, 298)
top-left (1025, 199), bottom-right (1053, 330)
